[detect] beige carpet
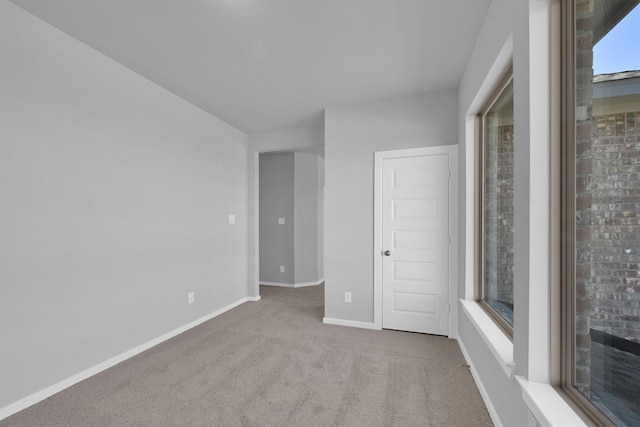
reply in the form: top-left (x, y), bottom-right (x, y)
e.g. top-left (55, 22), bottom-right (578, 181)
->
top-left (1, 284), bottom-right (492, 427)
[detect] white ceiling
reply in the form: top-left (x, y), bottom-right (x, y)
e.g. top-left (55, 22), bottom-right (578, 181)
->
top-left (11, 0), bottom-right (491, 135)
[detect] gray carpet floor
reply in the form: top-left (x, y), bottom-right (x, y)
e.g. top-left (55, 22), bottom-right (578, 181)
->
top-left (1, 284), bottom-right (493, 427)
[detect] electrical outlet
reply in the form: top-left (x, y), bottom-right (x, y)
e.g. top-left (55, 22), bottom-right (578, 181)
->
top-left (344, 292), bottom-right (352, 303)
top-left (228, 214), bottom-right (235, 224)
top-left (280, 265), bottom-right (285, 273)
top-left (278, 217), bottom-right (285, 225)
top-left (188, 292), bottom-right (194, 304)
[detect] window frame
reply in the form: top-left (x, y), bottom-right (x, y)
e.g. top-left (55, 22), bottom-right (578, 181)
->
top-left (556, 1), bottom-right (630, 425)
top-left (475, 63), bottom-right (515, 339)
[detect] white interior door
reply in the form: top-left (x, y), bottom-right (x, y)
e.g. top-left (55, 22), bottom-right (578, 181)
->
top-left (381, 154), bottom-right (449, 335)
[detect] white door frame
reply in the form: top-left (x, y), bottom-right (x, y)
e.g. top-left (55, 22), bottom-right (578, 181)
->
top-left (373, 145), bottom-right (459, 337)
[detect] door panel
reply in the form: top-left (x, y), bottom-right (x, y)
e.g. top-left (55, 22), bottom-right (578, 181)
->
top-left (382, 154), bottom-right (449, 335)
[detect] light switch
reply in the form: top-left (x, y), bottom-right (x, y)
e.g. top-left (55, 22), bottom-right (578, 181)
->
top-left (278, 217), bottom-right (285, 225)
top-left (228, 214), bottom-right (235, 224)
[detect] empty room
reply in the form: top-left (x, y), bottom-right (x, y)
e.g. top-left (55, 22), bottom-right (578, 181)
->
top-left (2, 0), bottom-right (639, 426)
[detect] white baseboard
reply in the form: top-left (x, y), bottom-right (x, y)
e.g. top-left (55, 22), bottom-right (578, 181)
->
top-left (247, 295), bottom-right (261, 302)
top-left (457, 338), bottom-right (503, 427)
top-left (0, 295), bottom-right (255, 421)
top-left (260, 278), bottom-right (324, 288)
top-left (322, 317), bottom-right (380, 330)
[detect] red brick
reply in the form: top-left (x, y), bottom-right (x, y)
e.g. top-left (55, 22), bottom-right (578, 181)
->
top-left (576, 194), bottom-right (592, 210)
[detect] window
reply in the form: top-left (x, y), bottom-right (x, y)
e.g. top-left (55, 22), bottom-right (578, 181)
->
top-left (561, 1), bottom-right (640, 425)
top-left (477, 66), bottom-right (514, 335)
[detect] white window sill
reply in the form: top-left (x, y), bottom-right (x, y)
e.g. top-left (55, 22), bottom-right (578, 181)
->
top-left (460, 301), bottom-right (589, 426)
top-left (516, 377), bottom-right (587, 427)
top-left (460, 299), bottom-right (516, 378)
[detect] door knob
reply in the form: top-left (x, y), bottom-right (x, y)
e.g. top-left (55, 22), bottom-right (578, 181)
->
top-left (384, 250), bottom-right (391, 256)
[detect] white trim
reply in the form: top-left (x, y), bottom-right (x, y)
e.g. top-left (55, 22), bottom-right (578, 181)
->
top-left (0, 295), bottom-right (256, 421)
top-left (460, 299), bottom-right (515, 378)
top-left (322, 317), bottom-right (380, 330)
top-left (463, 34), bottom-right (514, 302)
top-left (249, 150), bottom-right (260, 299)
top-left (522, 0), bottom-right (552, 384)
top-left (463, 112), bottom-right (477, 301)
top-left (261, 282), bottom-right (297, 288)
top-left (260, 278), bottom-right (324, 288)
top-left (457, 337), bottom-right (504, 427)
top-left (247, 295), bottom-right (261, 302)
top-left (516, 376), bottom-right (587, 427)
top-left (448, 147), bottom-right (460, 338)
top-left (373, 145), bottom-right (459, 336)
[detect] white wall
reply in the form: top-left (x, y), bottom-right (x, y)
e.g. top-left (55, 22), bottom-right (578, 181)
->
top-left (294, 153), bottom-right (320, 283)
top-left (317, 156), bottom-right (325, 280)
top-left (323, 91), bottom-right (457, 324)
top-left (259, 153), bottom-right (295, 284)
top-left (0, 0), bottom-right (249, 413)
top-left (294, 152), bottom-right (321, 283)
top-left (250, 127), bottom-right (324, 154)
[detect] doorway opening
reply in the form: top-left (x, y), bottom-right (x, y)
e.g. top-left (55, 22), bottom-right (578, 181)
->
top-left (258, 151), bottom-right (324, 288)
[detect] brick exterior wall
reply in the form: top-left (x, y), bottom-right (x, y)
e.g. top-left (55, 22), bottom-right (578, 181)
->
top-left (574, 0), bottom-right (594, 397)
top-left (483, 123), bottom-right (514, 313)
top-left (590, 110), bottom-right (640, 342)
